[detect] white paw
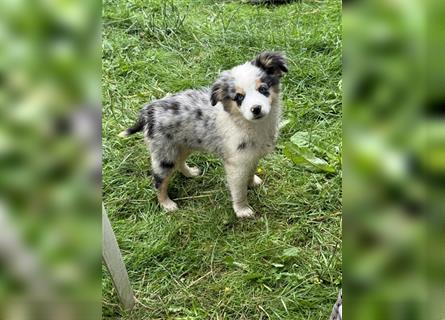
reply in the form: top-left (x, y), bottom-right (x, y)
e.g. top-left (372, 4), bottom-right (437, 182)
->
top-left (187, 166), bottom-right (201, 177)
top-left (234, 206), bottom-right (255, 218)
top-left (250, 175), bottom-right (263, 187)
top-left (182, 166), bottom-right (201, 177)
top-left (160, 199), bottom-right (178, 212)
top-left (118, 130), bottom-right (129, 138)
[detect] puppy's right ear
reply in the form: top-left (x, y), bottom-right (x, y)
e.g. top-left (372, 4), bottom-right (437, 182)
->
top-left (210, 71), bottom-right (233, 106)
top-left (210, 81), bottom-right (224, 106)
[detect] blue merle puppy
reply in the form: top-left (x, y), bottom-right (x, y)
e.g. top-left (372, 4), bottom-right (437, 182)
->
top-left (119, 52), bottom-right (288, 218)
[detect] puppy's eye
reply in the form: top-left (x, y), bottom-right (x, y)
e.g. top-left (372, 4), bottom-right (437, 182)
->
top-left (234, 93), bottom-right (245, 105)
top-left (258, 85), bottom-right (269, 96)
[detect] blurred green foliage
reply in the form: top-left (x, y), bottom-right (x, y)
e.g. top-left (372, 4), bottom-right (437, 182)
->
top-left (0, 0), bottom-right (101, 319)
top-left (344, 0), bottom-right (445, 319)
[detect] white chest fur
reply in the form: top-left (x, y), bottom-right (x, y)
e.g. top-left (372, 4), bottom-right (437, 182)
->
top-left (216, 103), bottom-right (281, 161)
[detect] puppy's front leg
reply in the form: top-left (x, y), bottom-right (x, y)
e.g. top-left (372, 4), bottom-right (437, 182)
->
top-left (224, 160), bottom-right (255, 218)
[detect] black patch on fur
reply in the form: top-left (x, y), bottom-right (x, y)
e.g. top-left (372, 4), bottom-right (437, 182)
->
top-left (153, 174), bottom-right (163, 189)
top-left (168, 101), bottom-right (180, 114)
top-left (126, 118), bottom-right (144, 134)
top-left (258, 84), bottom-right (270, 97)
top-left (158, 100), bottom-right (180, 114)
top-left (165, 133), bottom-right (173, 139)
top-left (197, 139), bottom-right (202, 144)
top-left (260, 74), bottom-right (280, 88)
top-left (237, 141), bottom-right (247, 150)
top-left (160, 160), bottom-right (175, 169)
top-left (146, 106), bottom-right (155, 138)
top-left (234, 93), bottom-right (245, 106)
top-left (175, 121), bottom-right (181, 127)
top-left (195, 109), bottom-right (203, 119)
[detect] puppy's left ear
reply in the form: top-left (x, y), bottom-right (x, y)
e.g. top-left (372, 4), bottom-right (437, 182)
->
top-left (252, 51), bottom-right (288, 77)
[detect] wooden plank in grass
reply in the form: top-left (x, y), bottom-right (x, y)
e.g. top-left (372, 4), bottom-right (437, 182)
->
top-left (102, 205), bottom-right (135, 310)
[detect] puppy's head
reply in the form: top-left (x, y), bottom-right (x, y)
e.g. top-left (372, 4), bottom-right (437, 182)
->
top-left (210, 52), bottom-right (287, 122)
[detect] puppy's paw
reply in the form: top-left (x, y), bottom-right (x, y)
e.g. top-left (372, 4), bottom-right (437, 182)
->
top-left (118, 130), bottom-right (129, 138)
top-left (250, 175), bottom-right (263, 188)
top-left (234, 206), bottom-right (255, 218)
top-left (180, 165), bottom-right (201, 178)
top-left (186, 166), bottom-right (201, 177)
top-left (160, 199), bottom-right (178, 212)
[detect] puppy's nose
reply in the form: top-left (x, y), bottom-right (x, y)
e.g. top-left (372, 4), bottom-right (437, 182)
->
top-left (251, 105), bottom-right (262, 115)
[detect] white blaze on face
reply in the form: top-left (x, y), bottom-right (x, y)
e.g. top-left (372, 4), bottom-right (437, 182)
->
top-left (231, 63), bottom-right (271, 121)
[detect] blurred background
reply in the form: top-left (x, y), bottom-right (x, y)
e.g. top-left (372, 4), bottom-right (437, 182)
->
top-left (0, 0), bottom-right (101, 319)
top-left (344, 0), bottom-right (445, 319)
top-left (1, 0), bottom-right (444, 319)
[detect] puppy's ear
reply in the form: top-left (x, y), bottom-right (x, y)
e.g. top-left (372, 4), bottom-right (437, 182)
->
top-left (252, 52), bottom-right (288, 77)
top-left (210, 81), bottom-right (224, 106)
top-left (210, 72), bottom-right (232, 106)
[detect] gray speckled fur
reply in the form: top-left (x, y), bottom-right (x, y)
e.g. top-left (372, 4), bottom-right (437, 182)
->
top-left (143, 88), bottom-right (223, 158)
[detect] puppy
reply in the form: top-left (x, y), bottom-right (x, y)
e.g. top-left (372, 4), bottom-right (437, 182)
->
top-left (119, 52), bottom-right (288, 218)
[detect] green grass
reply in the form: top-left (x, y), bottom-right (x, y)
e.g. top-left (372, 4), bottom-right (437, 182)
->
top-left (102, 0), bottom-right (342, 318)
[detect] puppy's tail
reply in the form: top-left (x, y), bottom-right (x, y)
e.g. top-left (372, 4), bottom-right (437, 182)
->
top-left (118, 116), bottom-right (145, 138)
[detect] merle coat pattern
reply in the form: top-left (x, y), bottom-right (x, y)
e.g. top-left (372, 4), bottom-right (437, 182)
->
top-left (120, 52), bottom-right (288, 217)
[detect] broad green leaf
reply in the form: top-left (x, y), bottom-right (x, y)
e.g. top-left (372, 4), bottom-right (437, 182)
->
top-left (284, 143), bottom-right (336, 173)
top-left (290, 131), bottom-right (310, 147)
top-left (290, 131), bottom-right (337, 162)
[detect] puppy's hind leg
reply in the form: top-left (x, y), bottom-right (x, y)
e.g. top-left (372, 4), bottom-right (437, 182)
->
top-left (176, 149), bottom-right (201, 178)
top-left (154, 173), bottom-right (177, 212)
top-left (152, 155), bottom-right (178, 212)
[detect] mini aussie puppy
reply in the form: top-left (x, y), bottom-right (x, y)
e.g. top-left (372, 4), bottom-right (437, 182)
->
top-left (119, 52), bottom-right (288, 218)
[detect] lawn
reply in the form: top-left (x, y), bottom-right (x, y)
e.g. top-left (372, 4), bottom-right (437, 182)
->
top-left (102, 0), bottom-right (342, 319)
